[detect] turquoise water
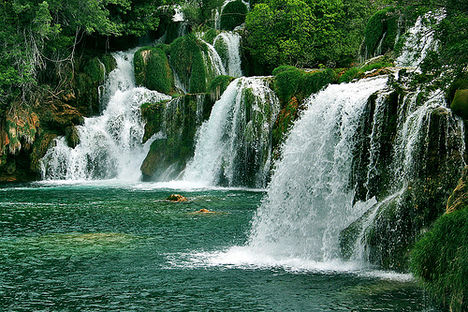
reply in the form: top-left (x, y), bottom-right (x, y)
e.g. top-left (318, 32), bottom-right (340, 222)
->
top-left (0, 182), bottom-right (438, 311)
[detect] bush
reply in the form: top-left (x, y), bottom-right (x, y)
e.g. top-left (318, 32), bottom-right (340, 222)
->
top-left (220, 0), bottom-right (248, 31)
top-left (411, 208), bottom-right (467, 312)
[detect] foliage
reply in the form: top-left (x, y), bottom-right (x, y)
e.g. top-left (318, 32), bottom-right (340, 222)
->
top-left (220, 0), bottom-right (248, 31)
top-left (245, 0), bottom-right (376, 71)
top-left (410, 208), bottom-right (467, 312)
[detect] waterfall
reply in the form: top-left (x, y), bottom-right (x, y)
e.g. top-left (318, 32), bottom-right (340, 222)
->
top-left (40, 49), bottom-right (171, 181)
top-left (247, 77), bottom-right (389, 261)
top-left (197, 36), bottom-right (227, 78)
top-left (183, 77), bottom-right (280, 188)
top-left (396, 10), bottom-right (445, 68)
top-left (214, 32), bottom-right (243, 77)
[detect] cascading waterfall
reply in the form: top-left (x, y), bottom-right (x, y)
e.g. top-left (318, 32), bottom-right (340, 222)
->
top-left (41, 49), bottom-right (171, 181)
top-left (247, 77), bottom-right (389, 261)
top-left (396, 10), bottom-right (445, 68)
top-left (214, 32), bottom-right (243, 77)
top-left (183, 77), bottom-right (280, 188)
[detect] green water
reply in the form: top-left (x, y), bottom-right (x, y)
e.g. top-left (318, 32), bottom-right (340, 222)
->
top-left (0, 183), bottom-right (438, 311)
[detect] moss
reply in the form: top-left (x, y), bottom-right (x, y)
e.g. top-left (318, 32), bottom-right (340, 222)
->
top-left (410, 208), bottom-right (467, 312)
top-left (214, 36), bottom-right (229, 67)
top-left (203, 28), bottom-right (218, 44)
top-left (134, 47), bottom-right (173, 94)
top-left (274, 67), bottom-right (303, 103)
top-left (189, 49), bottom-right (208, 93)
top-left (338, 62), bottom-right (393, 84)
top-left (273, 66), bottom-right (337, 104)
top-left (65, 126), bottom-right (80, 148)
top-left (451, 89), bottom-right (468, 120)
top-left (220, 0), bottom-right (248, 31)
top-left (209, 75), bottom-right (234, 100)
top-left (272, 96), bottom-right (300, 148)
top-left (364, 7), bottom-right (398, 57)
top-left (147, 48), bottom-right (173, 94)
top-left (84, 57), bottom-right (106, 84)
top-left (100, 55), bottom-right (117, 74)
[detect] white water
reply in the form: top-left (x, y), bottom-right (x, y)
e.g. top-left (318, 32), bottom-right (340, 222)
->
top-left (41, 49), bottom-right (171, 181)
top-left (214, 32), bottom-right (243, 77)
top-left (247, 77), bottom-right (389, 262)
top-left (396, 10), bottom-right (445, 68)
top-left (183, 77), bottom-right (280, 187)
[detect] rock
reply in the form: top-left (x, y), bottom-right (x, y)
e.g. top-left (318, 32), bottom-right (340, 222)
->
top-left (446, 165), bottom-right (468, 213)
top-left (451, 89), bottom-right (468, 119)
top-left (166, 194), bottom-right (188, 202)
top-left (194, 208), bottom-right (215, 214)
top-left (65, 126), bottom-right (80, 148)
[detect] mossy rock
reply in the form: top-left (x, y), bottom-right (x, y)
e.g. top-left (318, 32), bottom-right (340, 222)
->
top-left (30, 131), bottom-right (57, 173)
top-left (363, 7), bottom-right (399, 57)
top-left (410, 207), bottom-right (467, 312)
top-left (168, 34), bottom-right (211, 93)
top-left (273, 66), bottom-right (337, 105)
top-left (134, 47), bottom-right (173, 94)
top-left (220, 0), bottom-right (248, 31)
top-left (451, 89), bottom-right (468, 120)
top-left (209, 75), bottom-right (234, 100)
top-left (65, 126), bottom-right (80, 148)
top-left (446, 166), bottom-right (468, 213)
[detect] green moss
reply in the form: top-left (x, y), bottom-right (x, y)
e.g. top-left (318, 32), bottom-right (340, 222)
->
top-left (169, 34), bottom-right (205, 92)
top-left (203, 28), bottom-right (218, 44)
top-left (134, 47), bottom-right (173, 94)
top-left (214, 36), bottom-right (229, 66)
top-left (100, 55), bottom-right (117, 74)
top-left (273, 66), bottom-right (337, 104)
top-left (147, 48), bottom-right (173, 94)
top-left (220, 0), bottom-right (248, 31)
top-left (209, 75), bottom-right (234, 100)
top-left (189, 49), bottom-right (208, 93)
top-left (84, 57), bottom-right (105, 84)
top-left (411, 208), bottom-right (467, 312)
top-left (338, 62), bottom-right (393, 84)
top-left (451, 89), bottom-right (468, 120)
top-left (364, 7), bottom-right (398, 57)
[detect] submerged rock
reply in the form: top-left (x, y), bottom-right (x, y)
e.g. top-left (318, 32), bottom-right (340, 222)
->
top-left (167, 194), bottom-right (188, 202)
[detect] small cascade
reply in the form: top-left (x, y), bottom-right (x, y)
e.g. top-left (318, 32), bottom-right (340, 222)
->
top-left (214, 32), bottom-right (243, 77)
top-left (197, 36), bottom-right (227, 78)
top-left (183, 77), bottom-right (280, 188)
top-left (41, 49), bottom-right (171, 181)
top-left (396, 10), bottom-right (446, 68)
top-left (247, 77), bottom-right (389, 261)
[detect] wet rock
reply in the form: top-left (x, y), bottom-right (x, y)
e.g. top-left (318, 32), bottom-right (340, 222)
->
top-left (166, 194), bottom-right (188, 202)
top-left (451, 89), bottom-right (468, 119)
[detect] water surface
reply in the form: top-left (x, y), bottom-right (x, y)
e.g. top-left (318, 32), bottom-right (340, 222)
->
top-left (0, 183), bottom-right (437, 311)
